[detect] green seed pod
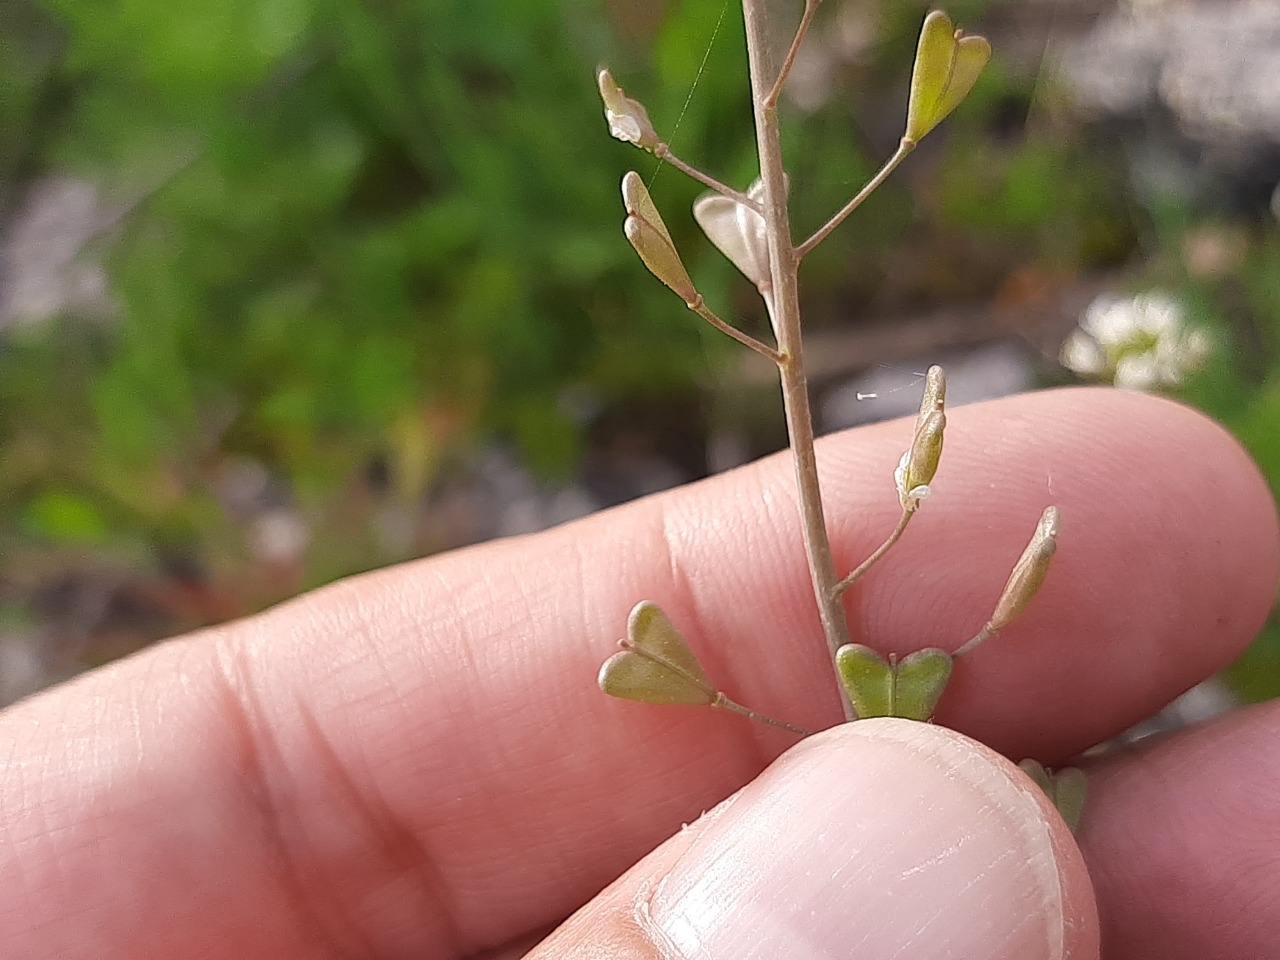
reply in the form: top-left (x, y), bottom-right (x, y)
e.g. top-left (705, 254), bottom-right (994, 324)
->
top-left (621, 172), bottom-right (698, 305)
top-left (598, 601), bottom-right (715, 706)
top-left (836, 644), bottom-right (953, 721)
top-left (904, 11), bottom-right (991, 144)
top-left (1019, 759), bottom-right (1087, 832)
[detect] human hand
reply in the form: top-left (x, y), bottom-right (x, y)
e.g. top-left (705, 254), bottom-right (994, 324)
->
top-left (1, 388), bottom-right (1276, 959)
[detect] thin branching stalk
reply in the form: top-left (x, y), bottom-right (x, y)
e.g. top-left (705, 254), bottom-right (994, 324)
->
top-left (741, 0), bottom-right (854, 719)
top-left (714, 695), bottom-right (813, 736)
top-left (690, 296), bottom-right (782, 363)
top-left (797, 140), bottom-right (914, 258)
top-left (832, 508), bottom-right (913, 598)
top-left (656, 146), bottom-right (764, 212)
top-left (953, 626), bottom-right (995, 658)
top-left (763, 0), bottom-right (822, 111)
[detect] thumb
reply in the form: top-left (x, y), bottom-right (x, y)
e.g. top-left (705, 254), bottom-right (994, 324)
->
top-left (531, 718), bottom-right (1098, 960)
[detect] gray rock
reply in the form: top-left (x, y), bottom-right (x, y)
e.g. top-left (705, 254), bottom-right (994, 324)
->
top-left (1060, 1), bottom-right (1280, 211)
top-left (0, 176), bottom-right (112, 330)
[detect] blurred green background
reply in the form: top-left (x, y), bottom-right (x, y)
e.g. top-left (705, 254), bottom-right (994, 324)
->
top-left (1, 0), bottom-right (1277, 706)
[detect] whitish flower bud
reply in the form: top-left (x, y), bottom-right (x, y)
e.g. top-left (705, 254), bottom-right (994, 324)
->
top-left (693, 178), bottom-right (771, 290)
top-left (987, 506), bottom-right (1060, 632)
top-left (917, 364), bottom-right (946, 425)
top-left (597, 68), bottom-right (660, 151)
top-left (895, 408), bottom-right (945, 509)
top-left (622, 171), bottom-right (698, 304)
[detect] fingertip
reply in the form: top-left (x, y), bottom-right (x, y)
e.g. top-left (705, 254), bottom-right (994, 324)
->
top-left (1087, 388), bottom-right (1279, 585)
top-left (849, 387), bottom-right (1279, 759)
top-left (1079, 699), bottom-right (1280, 959)
top-left (537, 720), bottom-right (1100, 960)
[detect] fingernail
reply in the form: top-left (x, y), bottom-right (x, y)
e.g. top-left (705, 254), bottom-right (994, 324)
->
top-left (644, 719), bottom-right (1093, 960)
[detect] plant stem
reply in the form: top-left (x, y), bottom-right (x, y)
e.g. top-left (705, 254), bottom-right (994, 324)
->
top-left (741, 0), bottom-right (854, 720)
top-left (690, 296), bottom-right (782, 363)
top-left (764, 0), bottom-right (822, 111)
top-left (656, 145), bottom-right (763, 213)
top-left (832, 508), bottom-right (913, 598)
top-left (714, 694), bottom-right (812, 736)
top-left (797, 138), bottom-right (914, 259)
top-left (954, 625), bottom-right (996, 658)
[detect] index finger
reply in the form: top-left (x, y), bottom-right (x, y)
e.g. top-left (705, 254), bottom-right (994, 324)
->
top-left (1, 387), bottom-right (1275, 960)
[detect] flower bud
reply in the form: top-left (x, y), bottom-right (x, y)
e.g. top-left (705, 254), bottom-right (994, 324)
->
top-left (597, 68), bottom-right (660, 151)
top-left (895, 408), bottom-right (945, 509)
top-left (917, 364), bottom-right (946, 425)
top-left (987, 506), bottom-right (1060, 632)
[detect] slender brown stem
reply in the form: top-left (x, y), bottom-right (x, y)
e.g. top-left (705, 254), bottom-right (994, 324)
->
top-left (832, 508), bottom-right (914, 598)
top-left (689, 296), bottom-right (783, 363)
top-left (655, 144), bottom-right (763, 213)
top-left (797, 139), bottom-right (914, 259)
top-left (764, 0), bottom-right (823, 110)
top-left (742, 0), bottom-right (855, 720)
top-left (714, 694), bottom-right (812, 736)
top-left (954, 624), bottom-right (995, 658)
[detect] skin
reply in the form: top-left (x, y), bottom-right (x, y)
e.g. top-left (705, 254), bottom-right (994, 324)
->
top-left (0, 387), bottom-right (1277, 958)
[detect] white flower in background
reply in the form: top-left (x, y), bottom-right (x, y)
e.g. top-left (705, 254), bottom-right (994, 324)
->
top-left (1060, 292), bottom-right (1212, 391)
top-left (250, 508), bottom-right (310, 565)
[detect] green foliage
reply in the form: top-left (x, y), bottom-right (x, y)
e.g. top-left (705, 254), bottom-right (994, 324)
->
top-left (1175, 232), bottom-right (1280, 701)
top-left (22, 490), bottom-right (109, 544)
top-left (0, 3), bottom-right (63, 203)
top-left (937, 127), bottom-right (1134, 269)
top-left (17, 0), bottom-right (1013, 599)
top-left (3, 0), bottom-right (768, 593)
